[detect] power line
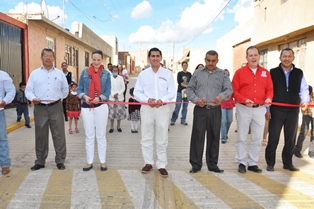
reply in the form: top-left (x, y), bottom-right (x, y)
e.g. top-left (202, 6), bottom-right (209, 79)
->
top-left (184, 0), bottom-right (232, 47)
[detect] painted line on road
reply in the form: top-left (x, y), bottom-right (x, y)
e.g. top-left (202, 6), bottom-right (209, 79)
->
top-left (40, 169), bottom-right (73, 208)
top-left (0, 168), bottom-right (29, 208)
top-left (71, 169), bottom-right (101, 208)
top-left (220, 171), bottom-right (297, 209)
top-left (192, 171), bottom-right (263, 209)
top-left (95, 169), bottom-right (134, 208)
top-left (119, 170), bottom-right (160, 209)
top-left (243, 170), bottom-right (314, 208)
top-left (171, 170), bottom-right (231, 208)
top-left (6, 169), bottom-right (52, 208)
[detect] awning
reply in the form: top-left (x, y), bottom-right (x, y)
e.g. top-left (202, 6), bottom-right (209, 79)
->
top-left (177, 50), bottom-right (190, 64)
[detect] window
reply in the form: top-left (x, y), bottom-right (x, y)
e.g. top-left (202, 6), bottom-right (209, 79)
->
top-left (65, 45), bottom-right (72, 66)
top-left (85, 51), bottom-right (89, 67)
top-left (46, 36), bottom-right (55, 51)
top-left (260, 49), bottom-right (268, 68)
top-left (73, 47), bottom-right (78, 67)
top-left (279, 38), bottom-right (307, 69)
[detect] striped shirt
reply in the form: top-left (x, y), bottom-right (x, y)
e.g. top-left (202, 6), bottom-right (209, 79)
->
top-left (186, 67), bottom-right (233, 105)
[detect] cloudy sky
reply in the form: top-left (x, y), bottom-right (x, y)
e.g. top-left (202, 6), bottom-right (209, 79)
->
top-left (0, 0), bottom-right (253, 56)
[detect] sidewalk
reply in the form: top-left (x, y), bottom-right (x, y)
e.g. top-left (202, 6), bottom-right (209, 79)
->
top-left (1, 75), bottom-right (314, 208)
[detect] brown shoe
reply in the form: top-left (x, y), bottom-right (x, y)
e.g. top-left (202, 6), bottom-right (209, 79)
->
top-left (141, 164), bottom-right (153, 174)
top-left (2, 167), bottom-right (10, 175)
top-left (158, 168), bottom-right (168, 178)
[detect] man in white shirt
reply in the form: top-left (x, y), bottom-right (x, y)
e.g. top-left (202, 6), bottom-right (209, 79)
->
top-left (134, 47), bottom-right (176, 178)
top-left (0, 70), bottom-right (16, 175)
top-left (26, 48), bottom-right (69, 171)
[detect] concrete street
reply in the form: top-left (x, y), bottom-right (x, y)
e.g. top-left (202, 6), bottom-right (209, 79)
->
top-left (1, 75), bottom-right (314, 208)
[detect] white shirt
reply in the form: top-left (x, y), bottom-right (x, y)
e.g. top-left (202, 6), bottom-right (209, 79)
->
top-left (25, 66), bottom-right (69, 104)
top-left (122, 69), bottom-right (128, 82)
top-left (134, 67), bottom-right (176, 102)
top-left (109, 75), bottom-right (125, 101)
top-left (0, 70), bottom-right (15, 110)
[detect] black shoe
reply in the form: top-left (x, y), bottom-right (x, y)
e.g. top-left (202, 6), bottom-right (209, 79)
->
top-left (158, 168), bottom-right (169, 178)
top-left (170, 122), bottom-right (175, 126)
top-left (100, 166), bottom-right (107, 171)
top-left (283, 165), bottom-right (300, 171)
top-left (238, 164), bottom-right (246, 173)
top-left (117, 128), bottom-right (122, 132)
top-left (31, 164), bottom-right (45, 171)
top-left (83, 165), bottom-right (93, 171)
top-left (134, 130), bottom-right (138, 133)
top-left (109, 129), bottom-right (114, 133)
top-left (141, 164), bottom-right (153, 174)
top-left (294, 151), bottom-right (303, 158)
top-left (208, 167), bottom-right (224, 173)
top-left (65, 117), bottom-right (68, 122)
top-left (57, 163), bottom-right (65, 170)
top-left (248, 165), bottom-right (262, 173)
top-left (25, 124), bottom-right (31, 128)
top-left (309, 151), bottom-right (314, 158)
top-left (17, 118), bottom-right (21, 122)
top-left (221, 140), bottom-right (226, 144)
top-left (266, 165), bottom-right (274, 171)
top-left (189, 168), bottom-right (200, 173)
top-left (181, 122), bottom-right (188, 125)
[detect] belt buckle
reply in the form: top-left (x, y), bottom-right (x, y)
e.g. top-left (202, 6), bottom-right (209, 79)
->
top-left (205, 105), bottom-right (210, 109)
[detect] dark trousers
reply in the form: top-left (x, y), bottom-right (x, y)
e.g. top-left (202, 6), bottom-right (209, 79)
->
top-left (265, 109), bottom-right (299, 167)
top-left (123, 84), bottom-right (128, 102)
top-left (295, 115), bottom-right (314, 153)
top-left (189, 106), bottom-right (221, 170)
top-left (34, 103), bottom-right (66, 165)
top-left (16, 103), bottom-right (30, 125)
top-left (62, 99), bottom-right (68, 120)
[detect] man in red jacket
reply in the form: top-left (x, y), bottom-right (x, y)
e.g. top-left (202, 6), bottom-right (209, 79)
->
top-left (232, 46), bottom-right (273, 173)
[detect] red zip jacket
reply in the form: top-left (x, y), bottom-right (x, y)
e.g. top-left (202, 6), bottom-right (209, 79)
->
top-left (232, 64), bottom-right (273, 104)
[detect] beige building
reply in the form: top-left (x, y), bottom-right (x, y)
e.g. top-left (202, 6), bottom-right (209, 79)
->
top-left (7, 13), bottom-right (113, 82)
top-left (217, 0), bottom-right (314, 85)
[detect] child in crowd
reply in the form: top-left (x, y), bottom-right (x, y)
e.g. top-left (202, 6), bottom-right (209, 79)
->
top-left (66, 83), bottom-right (81, 134)
top-left (16, 82), bottom-right (31, 128)
top-left (128, 87), bottom-right (141, 133)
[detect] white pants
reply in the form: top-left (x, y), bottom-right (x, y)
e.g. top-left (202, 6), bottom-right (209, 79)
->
top-left (141, 105), bottom-right (169, 169)
top-left (235, 104), bottom-right (265, 166)
top-left (81, 104), bottom-right (108, 164)
top-left (130, 121), bottom-right (139, 131)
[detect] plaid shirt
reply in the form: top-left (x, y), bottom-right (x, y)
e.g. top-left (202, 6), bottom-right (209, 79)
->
top-left (302, 93), bottom-right (314, 116)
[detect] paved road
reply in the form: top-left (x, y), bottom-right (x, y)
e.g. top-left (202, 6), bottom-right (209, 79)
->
top-left (1, 75), bottom-right (314, 208)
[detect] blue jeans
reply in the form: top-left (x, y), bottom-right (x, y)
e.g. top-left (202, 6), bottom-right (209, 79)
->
top-left (0, 110), bottom-right (11, 167)
top-left (221, 108), bottom-right (233, 141)
top-left (171, 92), bottom-right (189, 123)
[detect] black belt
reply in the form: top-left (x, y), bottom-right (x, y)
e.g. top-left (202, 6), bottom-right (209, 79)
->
top-left (37, 100), bottom-right (60, 106)
top-left (241, 103), bottom-right (263, 108)
top-left (202, 105), bottom-right (220, 109)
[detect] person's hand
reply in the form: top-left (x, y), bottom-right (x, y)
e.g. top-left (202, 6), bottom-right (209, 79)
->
top-left (245, 99), bottom-right (254, 107)
top-left (92, 97), bottom-right (100, 104)
top-left (214, 95), bottom-right (222, 105)
top-left (83, 95), bottom-right (92, 105)
top-left (264, 98), bottom-right (272, 107)
top-left (0, 100), bottom-right (6, 108)
top-left (196, 98), bottom-right (205, 107)
top-left (155, 99), bottom-right (163, 108)
top-left (148, 98), bottom-right (156, 108)
top-left (114, 93), bottom-right (118, 99)
top-left (32, 98), bottom-right (40, 105)
top-left (301, 102), bottom-right (309, 111)
top-left (265, 112), bottom-right (271, 120)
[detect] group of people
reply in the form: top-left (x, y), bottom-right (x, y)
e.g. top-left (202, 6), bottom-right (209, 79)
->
top-left (0, 46), bottom-right (312, 178)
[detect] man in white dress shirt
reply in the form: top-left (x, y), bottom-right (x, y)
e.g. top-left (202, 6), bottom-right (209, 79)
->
top-left (26, 48), bottom-right (69, 171)
top-left (134, 47), bottom-right (176, 178)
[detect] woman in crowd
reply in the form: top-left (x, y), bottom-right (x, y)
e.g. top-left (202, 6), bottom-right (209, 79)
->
top-left (77, 49), bottom-right (111, 171)
top-left (220, 69), bottom-right (235, 144)
top-left (108, 65), bottom-right (127, 133)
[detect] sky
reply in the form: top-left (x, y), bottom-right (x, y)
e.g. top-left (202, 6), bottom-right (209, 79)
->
top-left (0, 0), bottom-right (253, 57)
